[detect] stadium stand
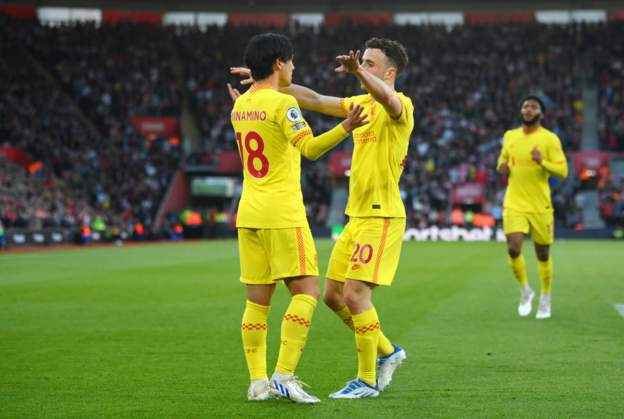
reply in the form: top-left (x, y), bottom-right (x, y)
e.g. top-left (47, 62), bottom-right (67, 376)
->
top-left (1, 15), bottom-right (182, 238)
top-left (1, 9), bottom-right (623, 244)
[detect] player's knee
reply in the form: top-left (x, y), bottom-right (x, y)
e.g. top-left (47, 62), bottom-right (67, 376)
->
top-left (343, 289), bottom-right (362, 311)
top-left (310, 287), bottom-right (321, 300)
top-left (296, 285), bottom-right (320, 300)
top-left (286, 278), bottom-right (320, 300)
top-left (536, 248), bottom-right (550, 261)
top-left (507, 246), bottom-right (521, 258)
top-left (323, 289), bottom-right (342, 311)
top-left (302, 283), bottom-right (321, 300)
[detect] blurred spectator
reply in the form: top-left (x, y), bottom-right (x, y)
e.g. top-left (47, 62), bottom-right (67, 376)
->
top-left (0, 218), bottom-right (5, 249)
top-left (599, 178), bottom-right (624, 227)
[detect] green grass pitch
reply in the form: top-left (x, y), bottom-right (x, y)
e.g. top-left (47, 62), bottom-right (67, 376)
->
top-left (1, 240), bottom-right (623, 418)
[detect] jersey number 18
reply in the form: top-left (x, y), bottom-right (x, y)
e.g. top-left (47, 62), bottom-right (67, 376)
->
top-left (236, 131), bottom-right (269, 178)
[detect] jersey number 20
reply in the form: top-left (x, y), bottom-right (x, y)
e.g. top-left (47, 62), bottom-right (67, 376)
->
top-left (236, 131), bottom-right (269, 178)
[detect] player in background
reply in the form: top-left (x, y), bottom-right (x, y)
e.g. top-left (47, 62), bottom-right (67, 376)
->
top-left (232, 37), bottom-right (413, 398)
top-left (227, 33), bottom-right (367, 403)
top-left (497, 96), bottom-right (568, 320)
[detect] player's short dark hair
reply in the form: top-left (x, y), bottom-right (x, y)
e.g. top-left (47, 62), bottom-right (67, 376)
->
top-left (364, 37), bottom-right (409, 75)
top-left (520, 95), bottom-right (546, 113)
top-left (244, 33), bottom-right (293, 81)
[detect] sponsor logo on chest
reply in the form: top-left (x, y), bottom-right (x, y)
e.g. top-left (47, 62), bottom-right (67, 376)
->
top-left (354, 130), bottom-right (377, 144)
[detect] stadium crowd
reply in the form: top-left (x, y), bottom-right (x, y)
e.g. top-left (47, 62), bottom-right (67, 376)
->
top-left (1, 16), bottom-right (182, 236)
top-left (594, 23), bottom-right (624, 151)
top-left (2, 14), bottom-right (623, 240)
top-left (0, 159), bottom-right (90, 230)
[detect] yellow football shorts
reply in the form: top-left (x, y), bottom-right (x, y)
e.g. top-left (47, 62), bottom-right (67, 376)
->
top-left (502, 209), bottom-right (554, 245)
top-left (238, 226), bottom-right (319, 284)
top-left (325, 217), bottom-right (405, 286)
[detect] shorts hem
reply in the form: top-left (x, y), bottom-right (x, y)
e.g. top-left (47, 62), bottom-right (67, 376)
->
top-left (503, 229), bottom-right (530, 235)
top-left (240, 276), bottom-right (283, 285)
top-left (269, 269), bottom-right (319, 281)
top-left (325, 272), bottom-right (346, 283)
top-left (531, 238), bottom-right (553, 246)
top-left (345, 276), bottom-right (393, 286)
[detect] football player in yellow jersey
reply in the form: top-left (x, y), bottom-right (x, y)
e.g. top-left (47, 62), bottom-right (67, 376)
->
top-left (231, 37), bottom-right (413, 398)
top-left (497, 96), bottom-right (568, 320)
top-left (227, 33), bottom-right (367, 403)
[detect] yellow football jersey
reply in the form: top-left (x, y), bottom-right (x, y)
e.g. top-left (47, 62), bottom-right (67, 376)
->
top-left (231, 85), bottom-right (316, 228)
top-left (341, 93), bottom-right (414, 218)
top-left (497, 126), bottom-right (568, 213)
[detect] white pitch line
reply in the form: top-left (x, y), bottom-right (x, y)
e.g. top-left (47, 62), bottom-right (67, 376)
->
top-left (614, 304), bottom-right (624, 318)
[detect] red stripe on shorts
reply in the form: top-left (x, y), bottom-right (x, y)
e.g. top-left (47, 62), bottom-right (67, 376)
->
top-left (296, 227), bottom-right (306, 276)
top-left (372, 219), bottom-right (390, 283)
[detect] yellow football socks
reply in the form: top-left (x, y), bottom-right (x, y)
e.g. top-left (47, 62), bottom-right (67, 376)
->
top-left (508, 254), bottom-right (529, 286)
top-left (275, 294), bottom-right (317, 375)
top-left (377, 331), bottom-right (394, 357)
top-left (353, 307), bottom-right (381, 387)
top-left (241, 300), bottom-right (269, 380)
top-left (537, 257), bottom-right (553, 294)
top-left (336, 306), bottom-right (354, 329)
top-left (336, 305), bottom-right (393, 356)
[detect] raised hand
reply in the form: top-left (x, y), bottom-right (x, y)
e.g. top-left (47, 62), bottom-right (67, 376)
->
top-left (498, 162), bottom-right (510, 176)
top-left (230, 67), bottom-right (254, 85)
top-left (341, 103), bottom-right (368, 132)
top-left (335, 50), bottom-right (361, 74)
top-left (531, 146), bottom-right (543, 165)
top-left (226, 83), bottom-right (241, 103)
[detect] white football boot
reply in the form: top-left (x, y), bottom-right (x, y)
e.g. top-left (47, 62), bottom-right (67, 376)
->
top-left (536, 294), bottom-right (551, 320)
top-left (329, 378), bottom-right (379, 399)
top-left (269, 373), bottom-right (320, 404)
top-left (518, 286), bottom-right (535, 317)
top-left (377, 344), bottom-right (407, 391)
top-left (247, 378), bottom-right (272, 401)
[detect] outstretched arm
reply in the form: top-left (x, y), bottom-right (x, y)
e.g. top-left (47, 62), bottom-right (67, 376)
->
top-left (335, 50), bottom-right (402, 119)
top-left (280, 84), bottom-right (346, 117)
top-left (230, 67), bottom-right (346, 117)
top-left (294, 103), bottom-right (368, 160)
